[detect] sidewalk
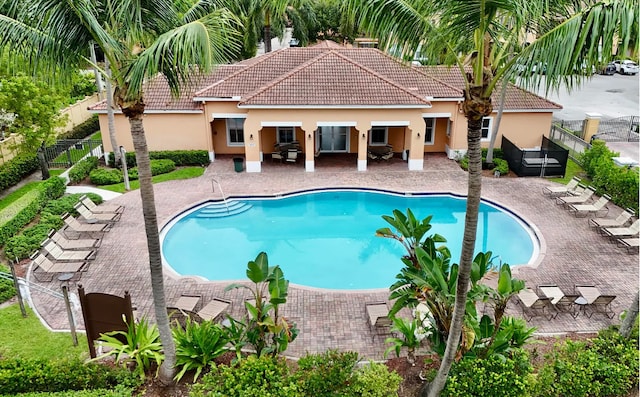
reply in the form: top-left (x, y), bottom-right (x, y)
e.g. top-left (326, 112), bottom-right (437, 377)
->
top-left (65, 185), bottom-right (122, 201)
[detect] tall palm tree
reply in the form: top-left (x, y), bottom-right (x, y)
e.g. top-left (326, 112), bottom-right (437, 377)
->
top-left (343, 1), bottom-right (637, 396)
top-left (0, 0), bottom-right (241, 384)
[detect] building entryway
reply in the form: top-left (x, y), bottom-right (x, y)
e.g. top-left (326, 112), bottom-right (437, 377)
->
top-left (318, 126), bottom-right (348, 152)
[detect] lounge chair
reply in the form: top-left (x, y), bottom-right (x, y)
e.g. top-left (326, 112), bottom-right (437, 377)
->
top-left (616, 237), bottom-right (639, 253)
top-left (74, 202), bottom-right (121, 224)
top-left (197, 298), bottom-right (232, 322)
top-left (600, 219), bottom-right (640, 239)
top-left (48, 229), bottom-right (101, 250)
top-left (80, 195), bottom-right (124, 214)
top-left (167, 294), bottom-right (202, 327)
top-left (30, 251), bottom-right (87, 282)
top-left (516, 288), bottom-right (557, 321)
top-left (567, 194), bottom-right (611, 218)
top-left (589, 208), bottom-right (634, 230)
top-left (574, 285), bottom-right (615, 319)
top-left (537, 285), bottom-right (580, 317)
top-left (542, 176), bottom-right (581, 197)
top-left (365, 301), bottom-right (392, 340)
top-left (41, 239), bottom-right (96, 261)
top-left (555, 185), bottom-right (596, 207)
top-left (61, 213), bottom-right (111, 238)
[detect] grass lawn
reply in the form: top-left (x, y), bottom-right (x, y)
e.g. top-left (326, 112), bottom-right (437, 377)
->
top-left (99, 166), bottom-right (205, 193)
top-left (549, 159), bottom-right (590, 184)
top-left (52, 132), bottom-right (103, 164)
top-left (0, 304), bottom-right (88, 360)
top-left (0, 182), bottom-right (41, 211)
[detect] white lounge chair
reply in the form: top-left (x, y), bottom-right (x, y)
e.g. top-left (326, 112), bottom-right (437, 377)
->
top-left (30, 251), bottom-right (87, 282)
top-left (568, 194), bottom-right (611, 217)
top-left (197, 298), bottom-right (232, 322)
top-left (74, 202), bottom-right (121, 224)
top-left (555, 185), bottom-right (596, 207)
top-left (542, 176), bottom-right (581, 197)
top-left (516, 288), bottom-right (557, 321)
top-left (80, 195), bottom-right (124, 214)
top-left (616, 237), bottom-right (639, 253)
top-left (41, 239), bottom-right (96, 261)
top-left (48, 229), bottom-right (101, 250)
top-left (600, 219), bottom-right (640, 239)
top-left (365, 301), bottom-right (392, 341)
top-left (61, 213), bottom-right (111, 239)
top-left (589, 208), bottom-right (634, 230)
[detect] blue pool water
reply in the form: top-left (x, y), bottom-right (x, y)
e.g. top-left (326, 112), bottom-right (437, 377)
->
top-left (161, 190), bottom-right (537, 290)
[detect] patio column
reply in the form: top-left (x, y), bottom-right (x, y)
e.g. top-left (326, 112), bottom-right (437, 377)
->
top-left (244, 116), bottom-right (262, 173)
top-left (357, 127), bottom-right (368, 171)
top-left (407, 125), bottom-right (425, 171)
top-left (301, 121), bottom-right (316, 172)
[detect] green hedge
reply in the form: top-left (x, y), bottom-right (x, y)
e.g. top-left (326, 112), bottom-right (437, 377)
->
top-left (580, 141), bottom-right (639, 213)
top-left (107, 150), bottom-right (210, 167)
top-left (68, 157), bottom-right (99, 184)
top-left (127, 159), bottom-right (176, 180)
top-left (57, 115), bottom-right (99, 140)
top-left (89, 169), bottom-right (123, 185)
top-left (0, 358), bottom-right (140, 395)
top-left (0, 264), bottom-right (16, 303)
top-left (0, 155), bottom-right (40, 192)
top-left (4, 193), bottom-right (102, 260)
top-left (0, 385), bottom-right (135, 397)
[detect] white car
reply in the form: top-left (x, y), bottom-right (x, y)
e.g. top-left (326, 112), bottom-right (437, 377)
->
top-left (613, 60), bottom-right (639, 75)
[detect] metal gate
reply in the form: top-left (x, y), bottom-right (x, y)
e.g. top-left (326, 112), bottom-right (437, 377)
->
top-left (595, 116), bottom-right (640, 142)
top-left (44, 138), bottom-right (103, 168)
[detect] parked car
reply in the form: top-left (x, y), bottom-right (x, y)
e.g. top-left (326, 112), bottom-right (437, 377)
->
top-left (613, 59), bottom-right (639, 75)
top-left (599, 62), bottom-right (616, 75)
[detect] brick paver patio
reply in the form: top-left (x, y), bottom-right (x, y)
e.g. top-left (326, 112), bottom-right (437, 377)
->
top-left (26, 154), bottom-right (638, 360)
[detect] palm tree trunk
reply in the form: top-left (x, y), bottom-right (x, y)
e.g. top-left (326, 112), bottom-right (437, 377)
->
top-left (127, 110), bottom-right (176, 385)
top-left (424, 92), bottom-right (487, 397)
top-left (620, 291), bottom-right (639, 339)
top-left (105, 60), bottom-right (120, 166)
top-left (264, 12), bottom-right (272, 53)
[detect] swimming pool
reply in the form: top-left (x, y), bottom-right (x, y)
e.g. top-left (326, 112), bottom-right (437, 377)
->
top-left (161, 189), bottom-right (538, 290)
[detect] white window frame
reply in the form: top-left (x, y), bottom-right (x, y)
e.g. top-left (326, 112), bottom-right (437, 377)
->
top-left (424, 118), bottom-right (436, 145)
top-left (227, 118), bottom-right (245, 146)
top-left (481, 117), bottom-right (493, 141)
top-left (277, 126), bottom-right (295, 144)
top-left (369, 126), bottom-right (388, 146)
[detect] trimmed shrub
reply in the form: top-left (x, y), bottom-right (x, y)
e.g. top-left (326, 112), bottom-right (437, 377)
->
top-left (107, 150), bottom-right (210, 167)
top-left (442, 349), bottom-right (532, 397)
top-left (69, 157), bottom-right (99, 183)
top-left (0, 154), bottom-right (39, 192)
top-left (127, 159), bottom-right (176, 180)
top-left (41, 177), bottom-right (66, 201)
top-left (0, 264), bottom-right (16, 303)
top-left (0, 358), bottom-right (140, 394)
top-left (295, 350), bottom-right (360, 396)
top-left (190, 355), bottom-right (299, 397)
top-left (0, 189), bottom-right (42, 247)
top-left (89, 168), bottom-right (123, 185)
top-left (351, 362), bottom-right (402, 397)
top-left (533, 330), bottom-right (639, 397)
top-left (493, 157), bottom-right (509, 175)
top-left (58, 115), bottom-right (99, 140)
top-left (0, 385), bottom-right (136, 396)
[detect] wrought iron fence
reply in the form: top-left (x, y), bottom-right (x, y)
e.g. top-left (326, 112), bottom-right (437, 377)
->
top-left (552, 118), bottom-right (584, 139)
top-left (44, 138), bottom-right (103, 168)
top-left (549, 125), bottom-right (591, 163)
top-left (594, 116), bottom-right (640, 142)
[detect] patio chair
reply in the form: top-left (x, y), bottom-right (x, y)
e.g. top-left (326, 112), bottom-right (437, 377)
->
top-left (516, 288), bottom-right (557, 321)
top-left (48, 229), bottom-right (101, 250)
top-left (74, 202), bottom-right (121, 224)
top-left (30, 251), bottom-right (88, 282)
top-left (167, 294), bottom-right (202, 327)
top-left (41, 239), bottom-right (96, 261)
top-left (555, 185), bottom-right (596, 207)
top-left (285, 148), bottom-right (298, 163)
top-left (537, 285), bottom-right (580, 317)
top-left (365, 301), bottom-right (392, 341)
top-left (61, 213), bottom-right (111, 239)
top-left (589, 208), bottom-right (634, 230)
top-left (600, 219), bottom-right (640, 239)
top-left (567, 194), bottom-right (611, 218)
top-left (616, 237), bottom-right (639, 253)
top-left (542, 176), bottom-right (581, 197)
top-left (271, 150), bottom-right (285, 162)
top-left (80, 195), bottom-right (124, 214)
top-left (576, 290), bottom-right (616, 319)
top-left (197, 298), bottom-right (232, 322)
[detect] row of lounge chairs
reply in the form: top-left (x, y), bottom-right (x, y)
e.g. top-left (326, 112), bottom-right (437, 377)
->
top-left (30, 196), bottom-right (124, 282)
top-left (167, 294), bottom-right (233, 326)
top-left (517, 284), bottom-right (616, 320)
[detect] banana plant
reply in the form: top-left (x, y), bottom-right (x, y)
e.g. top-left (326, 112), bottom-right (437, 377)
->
top-left (225, 252), bottom-right (298, 357)
top-left (384, 317), bottom-right (423, 366)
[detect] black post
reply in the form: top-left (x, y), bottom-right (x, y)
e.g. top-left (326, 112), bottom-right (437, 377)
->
top-left (8, 261), bottom-right (26, 318)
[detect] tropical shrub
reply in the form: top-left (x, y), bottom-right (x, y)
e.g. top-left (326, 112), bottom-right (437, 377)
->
top-left (493, 157), bottom-right (509, 175)
top-left (351, 361), bottom-right (403, 397)
top-left (107, 150), bottom-right (210, 167)
top-left (533, 329), bottom-right (639, 397)
top-left (0, 154), bottom-right (39, 192)
top-left (295, 350), bottom-right (359, 396)
top-left (0, 358), bottom-right (140, 394)
top-left (384, 317), bottom-right (422, 365)
top-left (225, 252), bottom-right (299, 357)
top-left (441, 349), bottom-right (532, 397)
top-left (127, 159), bottom-right (176, 180)
top-left (96, 317), bottom-right (164, 380)
top-left (190, 355), bottom-right (299, 397)
top-left (0, 385), bottom-right (135, 397)
top-left (172, 317), bottom-right (230, 381)
top-left (0, 264), bottom-right (16, 303)
top-left (89, 168), bottom-right (123, 185)
top-left (69, 156), bottom-right (99, 183)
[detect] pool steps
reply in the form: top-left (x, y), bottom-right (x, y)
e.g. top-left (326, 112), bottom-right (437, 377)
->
top-left (196, 201), bottom-right (253, 218)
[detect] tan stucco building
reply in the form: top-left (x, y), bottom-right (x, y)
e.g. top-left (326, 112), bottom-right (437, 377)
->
top-left (90, 42), bottom-right (561, 173)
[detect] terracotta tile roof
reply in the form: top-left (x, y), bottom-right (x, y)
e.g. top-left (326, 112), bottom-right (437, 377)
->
top-left (240, 50), bottom-right (432, 106)
top-left (422, 65), bottom-right (562, 110)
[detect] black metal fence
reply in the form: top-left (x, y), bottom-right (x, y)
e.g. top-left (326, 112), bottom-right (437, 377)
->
top-left (502, 136), bottom-right (568, 177)
top-left (549, 124), bottom-right (591, 162)
top-left (44, 138), bottom-right (103, 168)
top-left (552, 118), bottom-right (584, 139)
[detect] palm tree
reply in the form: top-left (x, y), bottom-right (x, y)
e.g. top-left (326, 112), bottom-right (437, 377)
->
top-left (0, 0), bottom-right (241, 384)
top-left (343, 1), bottom-right (637, 395)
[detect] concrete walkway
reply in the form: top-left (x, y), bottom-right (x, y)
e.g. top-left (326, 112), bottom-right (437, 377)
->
top-left (65, 185), bottom-right (122, 201)
top-left (25, 154), bottom-right (638, 360)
